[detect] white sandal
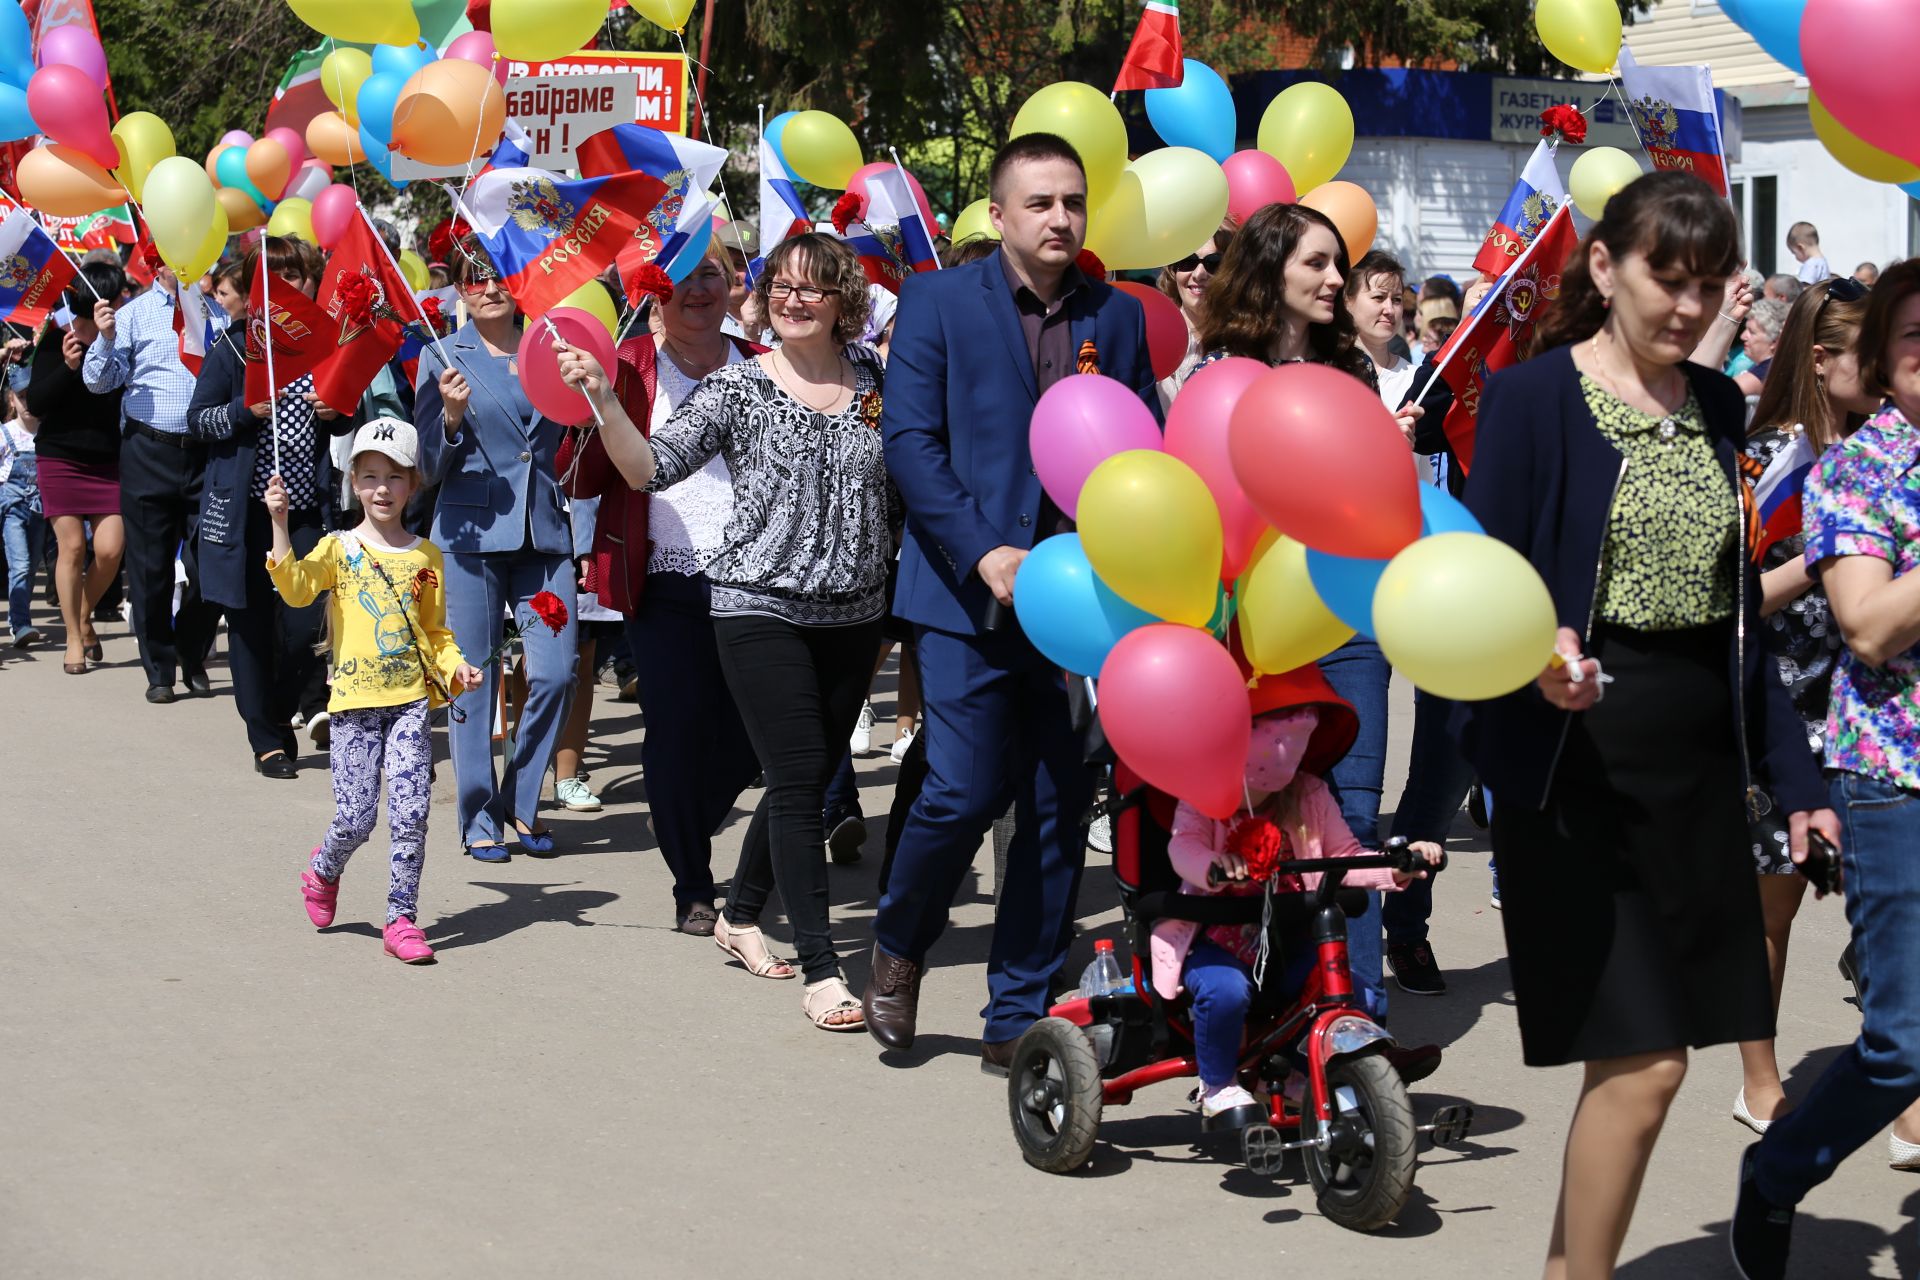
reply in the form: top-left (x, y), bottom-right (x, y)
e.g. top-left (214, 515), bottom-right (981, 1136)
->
top-left (803, 977), bottom-right (865, 1032)
top-left (714, 917), bottom-right (796, 979)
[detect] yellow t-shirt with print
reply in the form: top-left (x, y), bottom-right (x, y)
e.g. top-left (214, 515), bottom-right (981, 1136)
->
top-left (268, 531), bottom-right (467, 713)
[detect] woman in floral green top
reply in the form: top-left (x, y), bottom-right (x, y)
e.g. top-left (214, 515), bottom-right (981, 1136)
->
top-left (1739, 259), bottom-right (1920, 1263)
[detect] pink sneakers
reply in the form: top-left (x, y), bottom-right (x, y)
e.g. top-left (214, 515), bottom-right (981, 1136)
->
top-left (383, 917), bottom-right (435, 964)
top-left (300, 862), bottom-right (339, 928)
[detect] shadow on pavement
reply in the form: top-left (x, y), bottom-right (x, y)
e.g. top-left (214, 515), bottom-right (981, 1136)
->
top-left (427, 881), bottom-right (618, 950)
top-left (1619, 1188), bottom-right (1920, 1278)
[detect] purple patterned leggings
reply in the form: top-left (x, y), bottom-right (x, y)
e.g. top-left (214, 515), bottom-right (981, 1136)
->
top-left (310, 699), bottom-right (432, 924)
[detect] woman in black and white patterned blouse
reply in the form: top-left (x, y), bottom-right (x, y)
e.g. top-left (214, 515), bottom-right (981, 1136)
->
top-left (562, 233), bottom-right (896, 1032)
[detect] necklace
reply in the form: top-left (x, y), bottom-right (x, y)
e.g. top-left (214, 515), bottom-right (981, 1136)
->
top-left (662, 335), bottom-right (727, 380)
top-left (770, 349), bottom-right (849, 414)
top-left (1589, 330), bottom-right (1685, 446)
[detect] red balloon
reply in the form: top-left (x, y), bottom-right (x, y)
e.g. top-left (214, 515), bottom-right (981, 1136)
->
top-left (1226, 362), bottom-right (1420, 559)
top-left (1111, 281), bottom-right (1190, 383)
top-left (1803, 0), bottom-right (1920, 167)
top-left (518, 308), bottom-right (619, 426)
top-left (846, 161), bottom-right (938, 238)
top-left (1221, 149), bottom-right (1296, 225)
top-left (1098, 623), bottom-right (1250, 820)
top-left (1165, 355), bottom-right (1271, 580)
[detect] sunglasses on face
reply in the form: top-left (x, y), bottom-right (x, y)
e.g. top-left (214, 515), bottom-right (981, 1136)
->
top-left (766, 281), bottom-right (830, 304)
top-left (1171, 252), bottom-right (1225, 275)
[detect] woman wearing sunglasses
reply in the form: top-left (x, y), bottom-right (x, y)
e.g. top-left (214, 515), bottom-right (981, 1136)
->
top-left (1153, 224), bottom-right (1230, 409)
top-left (414, 239), bottom-right (578, 862)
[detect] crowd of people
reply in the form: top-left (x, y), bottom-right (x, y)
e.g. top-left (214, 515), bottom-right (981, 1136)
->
top-left (3, 134), bottom-right (1918, 1277)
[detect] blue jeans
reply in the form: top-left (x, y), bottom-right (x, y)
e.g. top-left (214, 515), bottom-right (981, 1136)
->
top-left (1186, 939), bottom-right (1255, 1088)
top-left (0, 471), bottom-right (44, 634)
top-left (1384, 690), bottom-right (1476, 945)
top-left (1318, 636), bottom-right (1390, 1022)
top-left (1755, 771), bottom-right (1920, 1206)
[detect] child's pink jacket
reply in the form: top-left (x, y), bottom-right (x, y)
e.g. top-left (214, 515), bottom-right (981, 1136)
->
top-left (1149, 774), bottom-right (1404, 1000)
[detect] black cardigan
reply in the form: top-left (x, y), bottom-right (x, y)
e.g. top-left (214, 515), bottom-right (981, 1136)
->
top-left (26, 327), bottom-right (123, 465)
top-left (1453, 342), bottom-right (1826, 816)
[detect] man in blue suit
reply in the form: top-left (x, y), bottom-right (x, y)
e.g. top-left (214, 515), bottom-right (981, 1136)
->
top-left (863, 133), bottom-right (1160, 1070)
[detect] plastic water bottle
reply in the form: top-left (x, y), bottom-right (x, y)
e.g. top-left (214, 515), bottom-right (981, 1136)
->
top-left (1078, 938), bottom-right (1134, 997)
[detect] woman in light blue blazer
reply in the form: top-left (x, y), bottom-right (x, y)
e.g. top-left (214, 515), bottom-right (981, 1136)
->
top-left (415, 240), bottom-right (578, 860)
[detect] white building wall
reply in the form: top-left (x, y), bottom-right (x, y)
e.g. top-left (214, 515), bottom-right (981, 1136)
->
top-left (1733, 107), bottom-right (1912, 277)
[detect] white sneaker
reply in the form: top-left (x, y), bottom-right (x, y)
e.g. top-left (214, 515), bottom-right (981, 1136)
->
top-left (556, 777), bottom-right (602, 812)
top-left (1088, 812), bottom-right (1113, 855)
top-left (849, 701), bottom-right (875, 755)
top-left (307, 711), bottom-right (330, 750)
top-left (1891, 1132), bottom-right (1920, 1170)
top-left (889, 726), bottom-right (916, 764)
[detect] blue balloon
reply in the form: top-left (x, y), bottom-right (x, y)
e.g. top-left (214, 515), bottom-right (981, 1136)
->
top-left (1728, 0), bottom-right (1806, 75)
top-left (663, 212), bottom-right (715, 283)
top-left (356, 71), bottom-right (408, 147)
top-left (0, 1), bottom-right (31, 90)
top-left (1306, 486), bottom-right (1487, 636)
top-left (1417, 484), bottom-right (1484, 537)
top-left (358, 121), bottom-right (405, 188)
top-left (1144, 60), bottom-right (1237, 163)
top-left (1013, 533), bottom-right (1158, 677)
top-left (0, 81), bottom-right (35, 142)
top-left (1901, 180), bottom-right (1920, 202)
top-left (372, 40), bottom-right (436, 80)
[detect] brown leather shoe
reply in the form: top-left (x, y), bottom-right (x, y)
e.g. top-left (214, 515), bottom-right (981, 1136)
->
top-left (862, 943), bottom-right (921, 1050)
top-left (980, 1037), bottom-right (1019, 1077)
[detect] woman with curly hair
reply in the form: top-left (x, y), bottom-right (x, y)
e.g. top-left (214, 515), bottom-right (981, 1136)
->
top-left (559, 233), bottom-right (897, 1032)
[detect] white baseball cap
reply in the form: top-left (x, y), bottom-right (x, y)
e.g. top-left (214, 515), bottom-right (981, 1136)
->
top-left (348, 416), bottom-right (418, 469)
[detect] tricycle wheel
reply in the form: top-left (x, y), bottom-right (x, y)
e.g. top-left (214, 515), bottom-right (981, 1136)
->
top-left (1007, 1017), bottom-right (1103, 1173)
top-left (1303, 1052), bottom-right (1416, 1231)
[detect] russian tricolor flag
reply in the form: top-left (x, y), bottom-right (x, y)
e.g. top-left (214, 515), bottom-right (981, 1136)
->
top-left (1473, 140), bottom-right (1567, 278)
top-left (753, 134), bottom-right (811, 285)
top-left (173, 280), bottom-right (219, 375)
top-left (0, 207), bottom-right (73, 328)
top-left (455, 167), bottom-right (671, 316)
top-left (1617, 46), bottom-right (1730, 198)
top-left (1750, 430), bottom-right (1817, 562)
top-left (578, 123), bottom-right (728, 281)
top-left (841, 168), bottom-right (939, 294)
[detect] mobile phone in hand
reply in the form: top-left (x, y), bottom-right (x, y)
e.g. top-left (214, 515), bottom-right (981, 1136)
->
top-left (1797, 830), bottom-right (1842, 897)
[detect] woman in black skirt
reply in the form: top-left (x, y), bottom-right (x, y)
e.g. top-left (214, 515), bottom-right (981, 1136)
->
top-left (1456, 172), bottom-right (1838, 1279)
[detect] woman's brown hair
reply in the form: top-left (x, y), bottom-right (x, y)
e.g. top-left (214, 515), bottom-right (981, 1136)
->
top-left (1195, 203), bottom-right (1370, 380)
top-left (752, 232), bottom-right (871, 346)
top-left (1855, 258), bottom-right (1920, 397)
top-left (240, 234), bottom-right (323, 294)
top-left (1749, 278), bottom-right (1871, 451)
top-left (1533, 170), bottom-right (1741, 354)
top-left (1156, 223), bottom-right (1235, 307)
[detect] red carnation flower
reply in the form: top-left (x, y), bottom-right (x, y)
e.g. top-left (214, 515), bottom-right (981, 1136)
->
top-left (627, 261), bottom-right (675, 305)
top-left (139, 240), bottom-right (164, 271)
top-left (1075, 248), bottom-right (1107, 282)
top-left (1225, 814), bottom-right (1286, 882)
top-left (1540, 104), bottom-right (1588, 145)
top-left (528, 590), bottom-right (569, 634)
top-left (335, 272), bottom-right (376, 327)
top-left (420, 295), bottom-right (445, 333)
top-left (831, 191), bottom-right (865, 237)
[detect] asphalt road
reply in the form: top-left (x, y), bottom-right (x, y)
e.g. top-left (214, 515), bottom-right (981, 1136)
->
top-left (2, 615), bottom-right (1912, 1278)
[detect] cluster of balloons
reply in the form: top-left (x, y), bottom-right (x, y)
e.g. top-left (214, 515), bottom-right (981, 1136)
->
top-left (1788, 0), bottom-right (1920, 190)
top-left (304, 37), bottom-right (506, 187)
top-left (1, 22), bottom-right (130, 217)
top-left (1014, 360), bottom-right (1556, 819)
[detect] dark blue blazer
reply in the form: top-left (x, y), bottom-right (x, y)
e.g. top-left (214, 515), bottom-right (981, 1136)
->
top-left (1455, 343), bottom-right (1825, 815)
top-left (882, 249), bottom-right (1160, 635)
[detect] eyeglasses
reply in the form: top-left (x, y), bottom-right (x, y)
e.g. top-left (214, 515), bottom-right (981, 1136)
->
top-left (1170, 252), bottom-right (1225, 275)
top-left (457, 276), bottom-right (504, 295)
top-left (1817, 275), bottom-right (1869, 317)
top-left (766, 281), bottom-right (830, 304)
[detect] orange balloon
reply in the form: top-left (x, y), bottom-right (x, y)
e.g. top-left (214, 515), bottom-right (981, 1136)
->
top-left (305, 111), bottom-right (365, 167)
top-left (205, 143), bottom-right (231, 186)
top-left (18, 143), bottom-right (126, 217)
top-left (391, 60), bottom-right (505, 167)
top-left (244, 138), bottom-right (293, 202)
top-left (217, 184), bottom-right (267, 232)
top-left (1299, 180), bottom-right (1378, 261)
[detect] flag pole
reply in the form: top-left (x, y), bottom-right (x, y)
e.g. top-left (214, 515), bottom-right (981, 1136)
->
top-left (355, 203), bottom-right (456, 375)
top-left (542, 315), bottom-right (606, 427)
top-left (888, 145), bottom-right (940, 269)
top-left (261, 259), bottom-right (281, 478)
top-left (34, 215), bottom-right (103, 300)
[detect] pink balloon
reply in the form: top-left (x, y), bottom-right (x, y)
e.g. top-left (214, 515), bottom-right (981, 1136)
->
top-left (518, 307), bottom-right (619, 426)
top-left (310, 183), bottom-right (359, 250)
top-left (1028, 373), bottom-right (1163, 519)
top-left (38, 25), bottom-right (108, 92)
top-left (1165, 356), bottom-right (1271, 581)
top-left (1098, 623), bottom-right (1250, 820)
top-left (1221, 150), bottom-right (1296, 225)
top-left (846, 161), bottom-right (938, 236)
top-left (1802, 0), bottom-right (1920, 166)
top-left (220, 130), bottom-right (255, 149)
top-left (265, 127), bottom-right (309, 174)
top-left (26, 64), bottom-right (115, 168)
top-left (445, 31), bottom-right (508, 85)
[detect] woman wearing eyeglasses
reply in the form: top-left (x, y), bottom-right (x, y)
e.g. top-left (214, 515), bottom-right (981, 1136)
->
top-left (558, 233), bottom-right (896, 1033)
top-left (1732, 274), bottom-right (1879, 1136)
top-left (1153, 224), bottom-right (1231, 409)
top-left (414, 238), bottom-right (578, 862)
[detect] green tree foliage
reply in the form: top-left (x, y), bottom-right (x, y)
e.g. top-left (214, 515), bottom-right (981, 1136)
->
top-left (95, 0), bottom-right (310, 158)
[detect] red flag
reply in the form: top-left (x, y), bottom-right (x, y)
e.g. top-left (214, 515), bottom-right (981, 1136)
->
top-left (1113, 1), bottom-right (1183, 93)
top-left (1435, 204), bottom-right (1580, 473)
top-left (243, 260), bottom-right (333, 406)
top-left (311, 212), bottom-right (425, 413)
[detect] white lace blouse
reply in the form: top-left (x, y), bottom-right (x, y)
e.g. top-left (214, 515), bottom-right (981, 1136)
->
top-left (646, 345), bottom-right (746, 577)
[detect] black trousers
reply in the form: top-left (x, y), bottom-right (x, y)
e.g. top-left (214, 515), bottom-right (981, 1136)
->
top-left (118, 429), bottom-right (219, 689)
top-left (714, 610), bottom-right (884, 983)
top-left (228, 501), bottom-right (325, 758)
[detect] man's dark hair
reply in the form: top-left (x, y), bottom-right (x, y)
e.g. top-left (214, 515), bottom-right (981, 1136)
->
top-left (1420, 273), bottom-right (1462, 305)
top-left (989, 132), bottom-right (1085, 205)
top-left (64, 262), bottom-right (124, 313)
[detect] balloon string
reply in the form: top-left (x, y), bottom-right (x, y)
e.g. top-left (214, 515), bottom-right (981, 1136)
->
top-left (673, 27), bottom-right (748, 261)
top-left (543, 314), bottom-right (606, 427)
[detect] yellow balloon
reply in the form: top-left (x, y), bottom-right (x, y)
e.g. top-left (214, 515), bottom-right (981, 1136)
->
top-left (781, 110), bottom-right (862, 189)
top-left (1810, 93), bottom-right (1920, 184)
top-left (162, 199), bottom-right (229, 282)
top-left (1373, 532), bottom-right (1557, 701)
top-left (1256, 82), bottom-right (1353, 194)
top-left (110, 112), bottom-right (174, 205)
top-left (1568, 146), bottom-right (1643, 220)
top-left (1078, 450), bottom-right (1224, 628)
top-left (1534, 0), bottom-right (1623, 76)
top-left (630, 0), bottom-right (697, 33)
top-left (1083, 147), bottom-right (1230, 271)
top-left (285, 0), bottom-right (419, 45)
top-left (551, 279), bottom-right (618, 336)
top-left (1010, 81), bottom-right (1128, 206)
top-left (321, 47), bottom-right (373, 127)
top-left (1235, 532), bottom-right (1353, 676)
top-left (950, 197), bottom-right (999, 244)
top-left (491, 0), bottom-right (605, 63)
top-left (142, 155), bottom-right (219, 265)
top-left (266, 197), bottom-right (316, 244)
top-left (398, 248), bottom-right (429, 292)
